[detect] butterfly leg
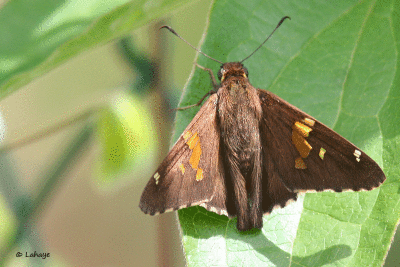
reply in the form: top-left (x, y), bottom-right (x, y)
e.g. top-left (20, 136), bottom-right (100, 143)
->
top-left (175, 64), bottom-right (218, 111)
top-left (175, 90), bottom-right (216, 110)
top-left (195, 63), bottom-right (219, 90)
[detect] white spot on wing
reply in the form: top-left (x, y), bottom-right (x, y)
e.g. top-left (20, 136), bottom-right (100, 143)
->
top-left (209, 206), bottom-right (217, 213)
top-left (264, 198), bottom-right (297, 215)
top-left (304, 118), bottom-right (315, 127)
top-left (199, 203), bottom-right (229, 217)
top-left (178, 204), bottom-right (189, 210)
top-left (353, 149), bottom-right (361, 162)
top-left (153, 172), bottom-right (160, 185)
top-left (177, 200), bottom-right (209, 211)
top-left (297, 189), bottom-right (317, 194)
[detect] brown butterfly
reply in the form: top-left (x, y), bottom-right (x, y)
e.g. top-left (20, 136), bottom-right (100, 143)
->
top-left (139, 17), bottom-right (386, 231)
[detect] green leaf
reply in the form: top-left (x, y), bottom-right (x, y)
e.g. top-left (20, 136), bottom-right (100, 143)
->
top-left (0, 0), bottom-right (188, 98)
top-left (97, 92), bottom-right (158, 186)
top-left (172, 0), bottom-right (400, 266)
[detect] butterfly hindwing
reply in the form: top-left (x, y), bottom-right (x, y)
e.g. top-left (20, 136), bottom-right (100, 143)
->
top-left (139, 94), bottom-right (228, 216)
top-left (258, 89), bottom-right (386, 196)
top-left (261, 151), bottom-right (298, 214)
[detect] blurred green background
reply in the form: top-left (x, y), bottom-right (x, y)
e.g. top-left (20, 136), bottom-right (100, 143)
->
top-left (0, 0), bottom-right (399, 266)
top-left (0, 0), bottom-right (212, 266)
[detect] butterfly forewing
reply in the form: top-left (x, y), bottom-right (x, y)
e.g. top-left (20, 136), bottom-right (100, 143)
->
top-left (139, 94), bottom-right (228, 216)
top-left (258, 89), bottom-right (385, 194)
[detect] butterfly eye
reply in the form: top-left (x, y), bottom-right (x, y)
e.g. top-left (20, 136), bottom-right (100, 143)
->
top-left (217, 67), bottom-right (225, 80)
top-left (244, 67), bottom-right (249, 77)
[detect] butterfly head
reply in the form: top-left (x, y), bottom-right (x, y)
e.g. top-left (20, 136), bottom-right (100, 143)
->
top-left (218, 62), bottom-right (249, 83)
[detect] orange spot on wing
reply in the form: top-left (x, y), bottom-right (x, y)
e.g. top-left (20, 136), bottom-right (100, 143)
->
top-left (179, 164), bottom-right (185, 174)
top-left (186, 132), bottom-right (198, 148)
top-left (184, 132), bottom-right (203, 180)
top-left (187, 133), bottom-right (201, 169)
top-left (196, 168), bottom-right (203, 180)
top-left (292, 131), bottom-right (312, 158)
top-left (319, 148), bottom-right (326, 160)
top-left (294, 121), bottom-right (312, 137)
top-left (295, 157), bottom-right (307, 169)
top-left (183, 131), bottom-right (192, 141)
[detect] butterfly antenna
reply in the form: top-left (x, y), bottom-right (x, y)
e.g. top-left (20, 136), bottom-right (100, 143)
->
top-left (160, 26), bottom-right (223, 64)
top-left (240, 16), bottom-right (290, 63)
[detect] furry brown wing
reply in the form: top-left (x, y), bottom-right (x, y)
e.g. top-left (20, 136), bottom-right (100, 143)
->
top-left (258, 89), bottom-right (385, 211)
top-left (139, 94), bottom-right (228, 216)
